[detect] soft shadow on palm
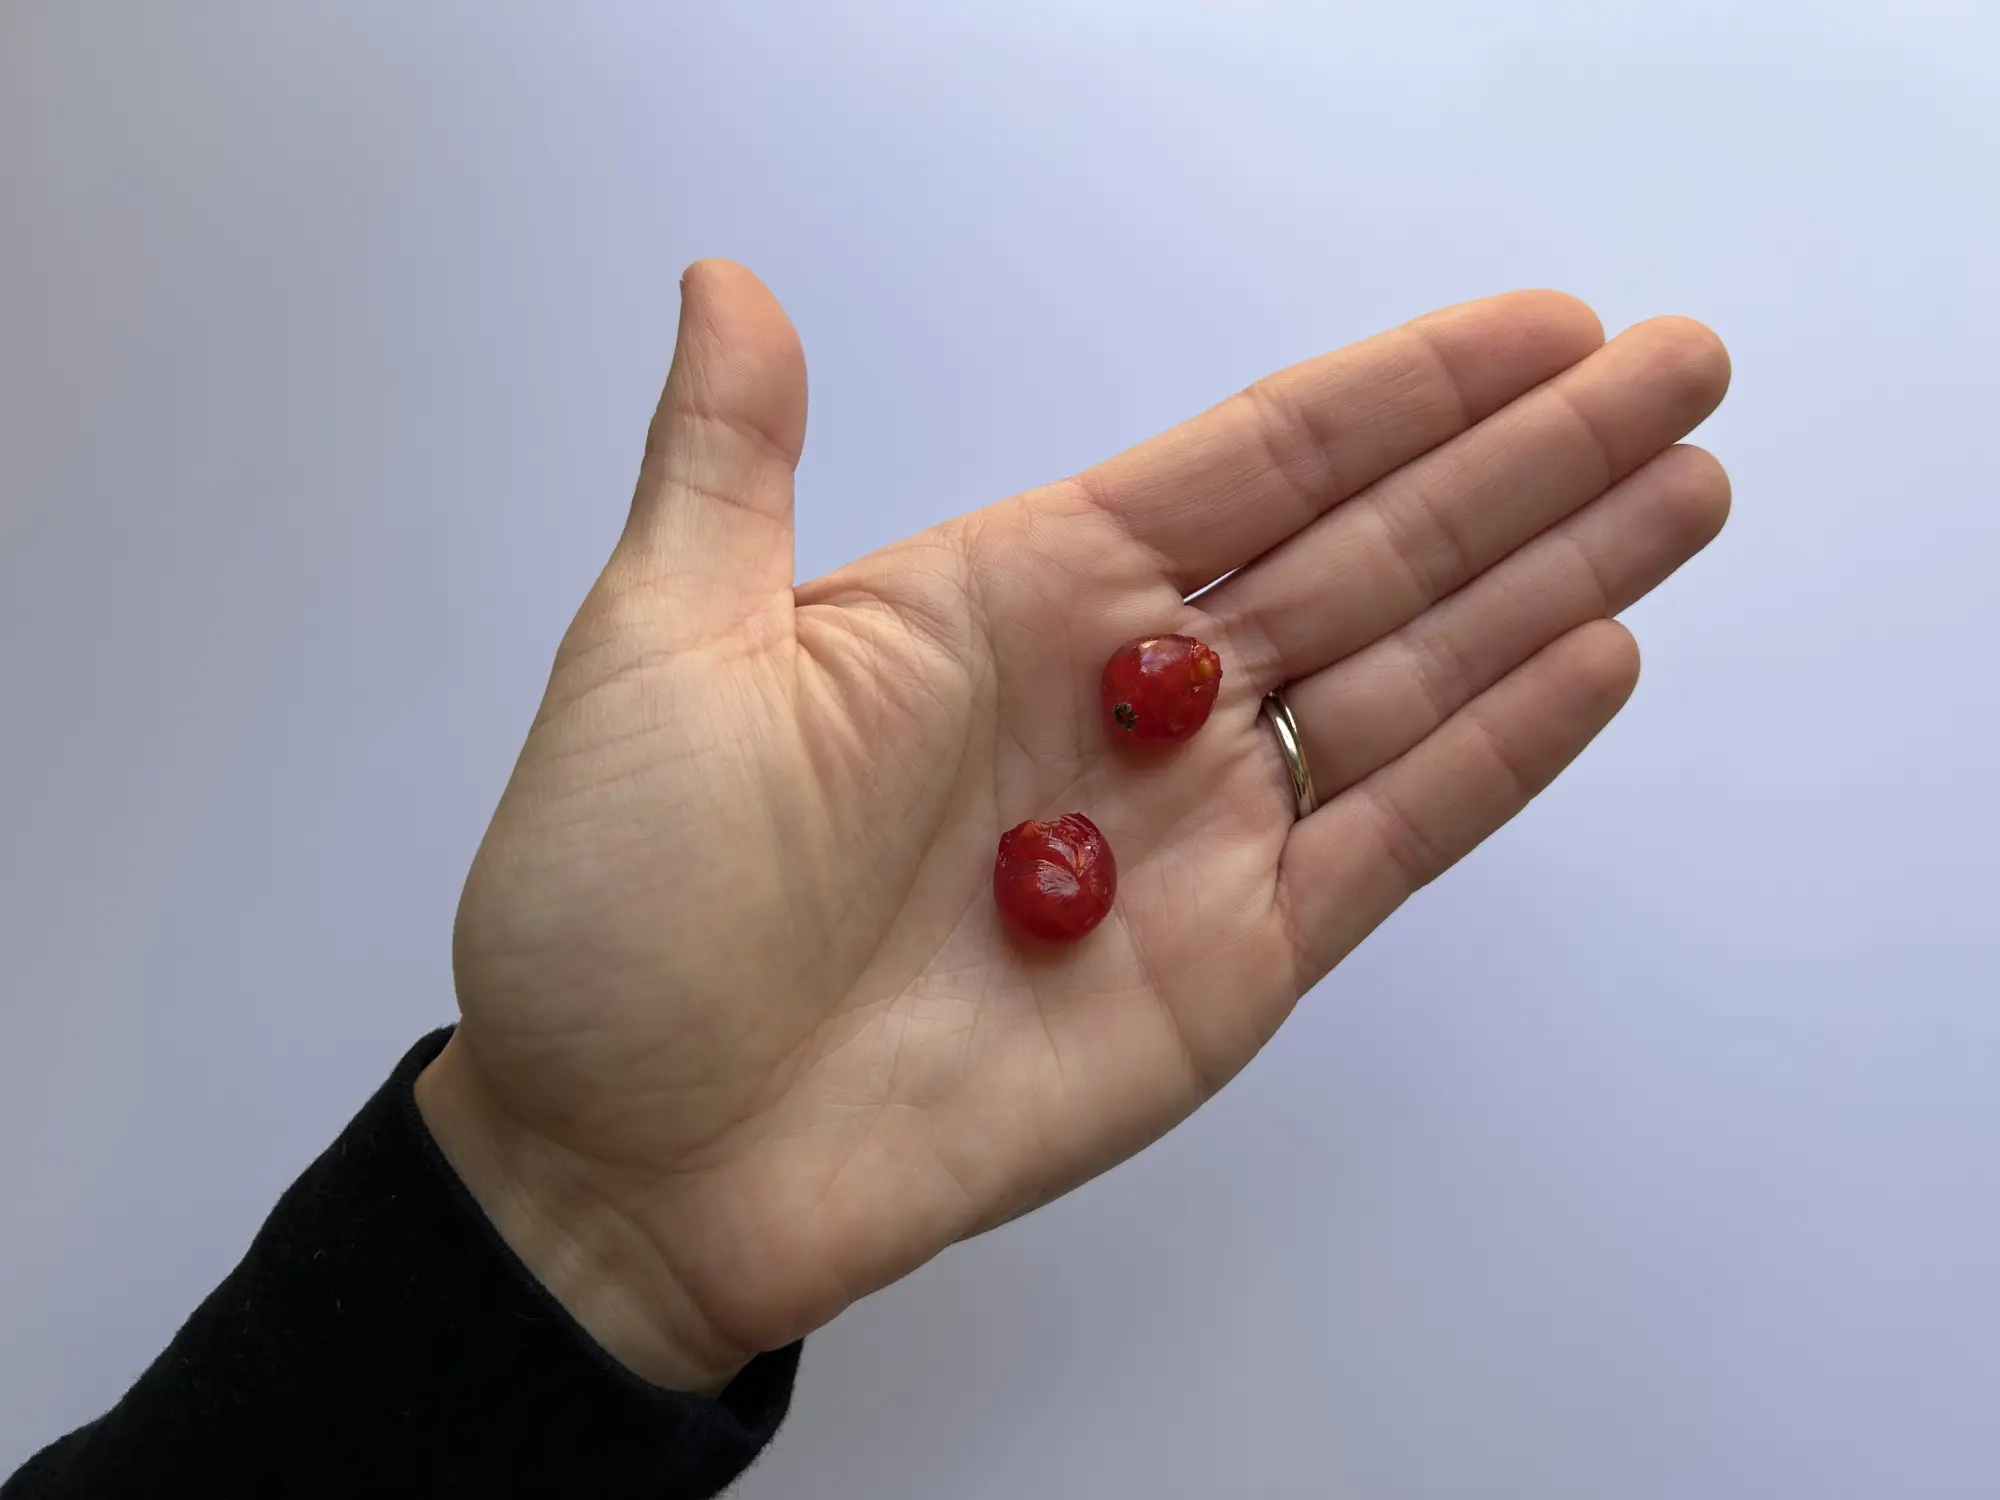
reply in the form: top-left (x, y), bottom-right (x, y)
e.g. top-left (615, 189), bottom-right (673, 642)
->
top-left (782, 506), bottom-right (1301, 1253)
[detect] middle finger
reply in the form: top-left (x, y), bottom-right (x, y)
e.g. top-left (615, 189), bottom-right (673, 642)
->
top-left (1201, 315), bottom-right (1730, 689)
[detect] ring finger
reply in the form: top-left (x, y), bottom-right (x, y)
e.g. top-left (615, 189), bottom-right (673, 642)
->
top-left (1282, 441), bottom-right (1730, 798)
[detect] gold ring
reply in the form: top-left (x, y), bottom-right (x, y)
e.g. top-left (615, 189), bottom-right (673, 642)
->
top-left (1261, 688), bottom-right (1317, 821)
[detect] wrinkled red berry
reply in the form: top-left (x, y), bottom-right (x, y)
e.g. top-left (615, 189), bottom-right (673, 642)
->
top-left (993, 813), bottom-right (1117, 944)
top-left (1101, 634), bottom-right (1222, 745)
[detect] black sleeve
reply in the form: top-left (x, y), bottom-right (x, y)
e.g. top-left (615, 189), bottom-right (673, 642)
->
top-left (3, 1029), bottom-right (800, 1499)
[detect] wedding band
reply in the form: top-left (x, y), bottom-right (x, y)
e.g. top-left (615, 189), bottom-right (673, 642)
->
top-left (1261, 688), bottom-right (1317, 821)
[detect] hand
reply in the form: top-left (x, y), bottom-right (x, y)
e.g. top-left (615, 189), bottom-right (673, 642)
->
top-left (415, 262), bottom-right (1730, 1392)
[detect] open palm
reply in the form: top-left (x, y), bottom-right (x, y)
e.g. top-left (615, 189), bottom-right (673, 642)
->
top-left (419, 261), bottom-right (1730, 1389)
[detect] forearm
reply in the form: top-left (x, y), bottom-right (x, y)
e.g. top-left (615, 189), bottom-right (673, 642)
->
top-left (413, 1029), bottom-right (755, 1396)
top-left (4, 1031), bottom-right (799, 1500)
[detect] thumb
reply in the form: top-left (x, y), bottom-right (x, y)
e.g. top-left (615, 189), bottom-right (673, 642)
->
top-left (619, 259), bottom-right (807, 632)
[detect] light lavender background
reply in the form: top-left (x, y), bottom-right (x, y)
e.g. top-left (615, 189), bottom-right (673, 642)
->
top-left (3, 3), bottom-right (1996, 1495)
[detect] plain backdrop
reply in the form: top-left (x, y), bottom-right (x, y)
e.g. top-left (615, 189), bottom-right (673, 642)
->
top-left (3, 3), bottom-right (1996, 1495)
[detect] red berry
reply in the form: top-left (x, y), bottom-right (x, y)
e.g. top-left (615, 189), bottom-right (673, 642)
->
top-left (993, 813), bottom-right (1117, 944)
top-left (1100, 634), bottom-right (1222, 745)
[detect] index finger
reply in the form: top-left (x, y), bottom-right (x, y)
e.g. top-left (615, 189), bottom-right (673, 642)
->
top-left (1062, 291), bottom-right (1606, 593)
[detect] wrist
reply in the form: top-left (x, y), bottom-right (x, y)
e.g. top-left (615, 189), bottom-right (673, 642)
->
top-left (413, 1030), bottom-right (750, 1396)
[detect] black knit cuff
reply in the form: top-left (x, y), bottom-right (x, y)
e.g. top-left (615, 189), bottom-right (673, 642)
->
top-left (5, 1028), bottom-right (800, 1500)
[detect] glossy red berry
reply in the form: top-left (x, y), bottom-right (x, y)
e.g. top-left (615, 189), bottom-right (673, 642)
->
top-left (993, 813), bottom-right (1117, 944)
top-left (1101, 634), bottom-right (1222, 745)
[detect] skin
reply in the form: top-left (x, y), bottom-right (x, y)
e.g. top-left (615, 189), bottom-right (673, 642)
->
top-left (414, 261), bottom-right (1732, 1393)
